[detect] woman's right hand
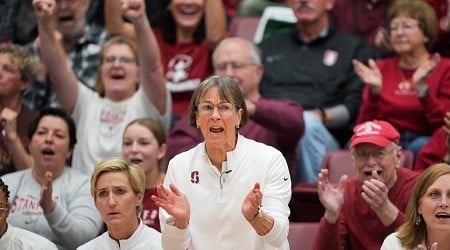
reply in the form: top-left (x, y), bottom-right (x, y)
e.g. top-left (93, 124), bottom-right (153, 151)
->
top-left (352, 59), bottom-right (383, 94)
top-left (317, 169), bottom-right (347, 224)
top-left (152, 184), bottom-right (190, 229)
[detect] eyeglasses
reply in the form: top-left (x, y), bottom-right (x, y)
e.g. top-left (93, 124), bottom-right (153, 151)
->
top-left (103, 55), bottom-right (136, 65)
top-left (214, 62), bottom-right (256, 72)
top-left (196, 103), bottom-right (236, 116)
top-left (389, 23), bottom-right (419, 34)
top-left (352, 148), bottom-right (396, 163)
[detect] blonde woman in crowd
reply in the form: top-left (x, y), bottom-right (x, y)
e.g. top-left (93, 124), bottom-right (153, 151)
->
top-left (382, 163), bottom-right (450, 249)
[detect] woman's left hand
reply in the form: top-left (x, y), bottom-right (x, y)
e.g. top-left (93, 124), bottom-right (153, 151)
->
top-left (242, 183), bottom-right (263, 221)
top-left (413, 53), bottom-right (440, 88)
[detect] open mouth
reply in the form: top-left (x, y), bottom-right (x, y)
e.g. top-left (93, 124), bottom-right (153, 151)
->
top-left (130, 159), bottom-right (142, 165)
top-left (210, 127), bottom-right (224, 133)
top-left (42, 148), bottom-right (55, 156)
top-left (363, 170), bottom-right (383, 176)
top-left (436, 212), bottom-right (450, 219)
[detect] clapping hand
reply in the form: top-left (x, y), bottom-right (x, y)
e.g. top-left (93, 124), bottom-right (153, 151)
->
top-left (317, 169), bottom-right (347, 223)
top-left (412, 53), bottom-right (440, 88)
top-left (352, 59), bottom-right (382, 94)
top-left (40, 171), bottom-right (56, 215)
top-left (152, 184), bottom-right (190, 229)
top-left (242, 183), bottom-right (262, 221)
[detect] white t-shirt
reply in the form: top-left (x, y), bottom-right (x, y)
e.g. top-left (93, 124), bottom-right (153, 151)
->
top-left (71, 84), bottom-right (171, 175)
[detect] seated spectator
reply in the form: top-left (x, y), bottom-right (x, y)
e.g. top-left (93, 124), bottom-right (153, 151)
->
top-left (382, 163), bottom-right (450, 249)
top-left (34, 0), bottom-right (171, 174)
top-left (105, 0), bottom-right (227, 120)
top-left (353, 0), bottom-right (450, 157)
top-left (2, 107), bottom-right (103, 249)
top-left (0, 178), bottom-right (57, 249)
top-left (314, 120), bottom-right (421, 250)
top-left (77, 157), bottom-right (162, 249)
top-left (122, 118), bottom-right (167, 231)
top-left (258, 0), bottom-right (373, 183)
top-left (0, 43), bottom-right (39, 175)
top-left (166, 37), bottom-right (304, 176)
top-left (23, 0), bottom-right (108, 110)
top-left (414, 112), bottom-right (450, 172)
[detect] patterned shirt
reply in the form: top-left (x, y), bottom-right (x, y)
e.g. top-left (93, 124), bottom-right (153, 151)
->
top-left (22, 24), bottom-right (108, 109)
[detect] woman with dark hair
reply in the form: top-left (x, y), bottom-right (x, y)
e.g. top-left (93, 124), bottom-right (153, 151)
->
top-left (2, 107), bottom-right (103, 249)
top-left (105, 0), bottom-right (227, 119)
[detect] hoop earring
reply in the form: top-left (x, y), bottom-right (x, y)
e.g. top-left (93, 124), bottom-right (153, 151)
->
top-left (415, 214), bottom-right (421, 226)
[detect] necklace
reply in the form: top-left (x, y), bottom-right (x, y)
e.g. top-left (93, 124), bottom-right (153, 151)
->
top-left (398, 64), bottom-right (415, 91)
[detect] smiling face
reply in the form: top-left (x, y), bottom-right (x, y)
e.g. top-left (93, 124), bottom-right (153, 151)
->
top-left (29, 115), bottom-right (72, 172)
top-left (169, 0), bottom-right (204, 31)
top-left (418, 174), bottom-right (450, 234)
top-left (122, 123), bottom-right (166, 176)
top-left (99, 43), bottom-right (139, 101)
top-left (195, 87), bottom-right (242, 151)
top-left (389, 15), bottom-right (428, 55)
top-left (55, 0), bottom-right (90, 39)
top-left (94, 171), bottom-right (143, 228)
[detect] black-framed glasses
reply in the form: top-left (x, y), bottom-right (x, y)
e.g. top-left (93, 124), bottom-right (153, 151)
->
top-left (214, 62), bottom-right (256, 72)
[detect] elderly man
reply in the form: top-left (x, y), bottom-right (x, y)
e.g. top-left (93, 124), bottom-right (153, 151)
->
top-left (166, 37), bottom-right (304, 177)
top-left (258, 0), bottom-right (374, 184)
top-left (23, 0), bottom-right (108, 109)
top-left (314, 120), bottom-right (420, 250)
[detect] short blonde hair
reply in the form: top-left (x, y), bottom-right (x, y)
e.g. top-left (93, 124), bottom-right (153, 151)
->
top-left (90, 157), bottom-right (145, 200)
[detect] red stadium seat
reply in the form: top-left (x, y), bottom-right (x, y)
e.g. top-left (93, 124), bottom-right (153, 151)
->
top-left (228, 16), bottom-right (260, 41)
top-left (288, 222), bottom-right (320, 250)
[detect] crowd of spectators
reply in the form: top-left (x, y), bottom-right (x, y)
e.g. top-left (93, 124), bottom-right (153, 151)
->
top-left (1, 0), bottom-right (450, 248)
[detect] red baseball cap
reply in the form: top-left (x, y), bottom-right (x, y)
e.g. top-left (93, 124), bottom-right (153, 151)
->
top-left (349, 120), bottom-right (400, 149)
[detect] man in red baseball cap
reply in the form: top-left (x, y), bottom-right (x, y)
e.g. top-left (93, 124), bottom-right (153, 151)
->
top-left (314, 120), bottom-right (420, 250)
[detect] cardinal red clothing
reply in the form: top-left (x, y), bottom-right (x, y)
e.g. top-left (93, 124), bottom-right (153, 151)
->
top-left (139, 188), bottom-right (161, 232)
top-left (0, 105), bottom-right (37, 175)
top-left (154, 29), bottom-right (213, 117)
top-left (356, 57), bottom-right (450, 135)
top-left (313, 167), bottom-right (420, 250)
top-left (414, 127), bottom-right (447, 172)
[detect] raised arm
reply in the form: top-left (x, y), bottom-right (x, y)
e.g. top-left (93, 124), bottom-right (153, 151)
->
top-left (105, 0), bottom-right (137, 39)
top-left (205, 0), bottom-right (227, 49)
top-left (32, 0), bottom-right (79, 114)
top-left (121, 0), bottom-right (167, 114)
